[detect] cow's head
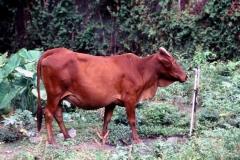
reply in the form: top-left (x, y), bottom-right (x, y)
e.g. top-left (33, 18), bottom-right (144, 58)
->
top-left (157, 47), bottom-right (188, 87)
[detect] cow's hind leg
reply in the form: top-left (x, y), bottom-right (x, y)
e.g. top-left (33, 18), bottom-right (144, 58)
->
top-left (102, 104), bottom-right (115, 137)
top-left (54, 104), bottom-right (71, 140)
top-left (44, 101), bottom-right (58, 145)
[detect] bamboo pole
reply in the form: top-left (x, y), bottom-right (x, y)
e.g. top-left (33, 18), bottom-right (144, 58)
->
top-left (189, 64), bottom-right (200, 136)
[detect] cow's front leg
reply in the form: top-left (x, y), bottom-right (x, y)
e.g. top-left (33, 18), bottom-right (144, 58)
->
top-left (101, 104), bottom-right (115, 142)
top-left (125, 103), bottom-right (142, 143)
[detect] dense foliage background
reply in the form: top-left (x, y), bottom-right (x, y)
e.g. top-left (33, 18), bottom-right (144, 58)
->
top-left (0, 0), bottom-right (239, 59)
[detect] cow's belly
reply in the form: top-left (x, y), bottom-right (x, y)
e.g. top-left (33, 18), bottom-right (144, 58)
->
top-left (63, 94), bottom-right (122, 110)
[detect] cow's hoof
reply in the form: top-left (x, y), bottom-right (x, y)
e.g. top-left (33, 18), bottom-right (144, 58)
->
top-left (48, 139), bottom-right (57, 145)
top-left (134, 139), bottom-right (143, 144)
top-left (64, 136), bottom-right (72, 140)
top-left (48, 140), bottom-right (61, 149)
top-left (52, 144), bottom-right (61, 149)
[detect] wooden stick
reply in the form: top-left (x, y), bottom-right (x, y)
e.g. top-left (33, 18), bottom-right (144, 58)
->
top-left (189, 64), bottom-right (200, 136)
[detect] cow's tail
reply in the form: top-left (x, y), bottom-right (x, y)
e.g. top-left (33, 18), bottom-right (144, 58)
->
top-left (37, 52), bottom-right (43, 132)
top-left (37, 49), bottom-right (55, 132)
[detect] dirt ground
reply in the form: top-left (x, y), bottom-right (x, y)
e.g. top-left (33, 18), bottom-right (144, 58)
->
top-left (0, 133), bottom-right (189, 160)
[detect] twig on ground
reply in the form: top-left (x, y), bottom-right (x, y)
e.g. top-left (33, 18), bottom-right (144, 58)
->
top-left (93, 130), bottom-right (109, 150)
top-left (22, 138), bottom-right (48, 160)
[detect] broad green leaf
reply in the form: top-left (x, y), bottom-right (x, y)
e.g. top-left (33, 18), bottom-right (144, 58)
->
top-left (15, 67), bottom-right (34, 78)
top-left (32, 88), bottom-right (47, 100)
top-left (19, 86), bottom-right (27, 95)
top-left (16, 48), bottom-right (28, 58)
top-left (2, 116), bottom-right (18, 125)
top-left (0, 82), bottom-right (18, 109)
top-left (24, 62), bottom-right (37, 72)
top-left (0, 68), bottom-right (5, 83)
top-left (13, 78), bottom-right (28, 87)
top-left (18, 49), bottom-right (41, 63)
top-left (0, 81), bottom-right (8, 94)
top-left (0, 52), bottom-right (8, 67)
top-left (2, 54), bottom-right (21, 77)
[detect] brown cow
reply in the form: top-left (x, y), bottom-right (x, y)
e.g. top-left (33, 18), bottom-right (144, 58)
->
top-left (37, 47), bottom-right (188, 145)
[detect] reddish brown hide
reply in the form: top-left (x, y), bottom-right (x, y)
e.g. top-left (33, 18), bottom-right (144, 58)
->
top-left (37, 47), bottom-right (188, 144)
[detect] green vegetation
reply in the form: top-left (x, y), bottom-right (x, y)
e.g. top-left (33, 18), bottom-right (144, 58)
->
top-left (0, 48), bottom-right (41, 113)
top-left (0, 48), bottom-right (239, 159)
top-left (154, 128), bottom-right (240, 160)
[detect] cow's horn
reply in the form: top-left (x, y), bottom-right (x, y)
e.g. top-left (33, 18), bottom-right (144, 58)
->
top-left (159, 47), bottom-right (171, 57)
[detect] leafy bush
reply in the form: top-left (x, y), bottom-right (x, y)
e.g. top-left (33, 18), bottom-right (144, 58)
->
top-left (198, 108), bottom-right (220, 122)
top-left (48, 148), bottom-right (79, 160)
top-left (196, 62), bottom-right (240, 104)
top-left (108, 124), bottom-right (132, 145)
top-left (110, 144), bottom-right (155, 160)
top-left (0, 127), bottom-right (19, 142)
top-left (14, 151), bottom-right (35, 160)
top-left (154, 139), bottom-right (181, 159)
top-left (109, 102), bottom-right (190, 142)
top-left (72, 109), bottom-right (103, 124)
top-left (111, 107), bottom-right (129, 126)
top-left (0, 48), bottom-right (41, 113)
top-left (154, 128), bottom-right (240, 159)
top-left (112, 107), bottom-right (143, 126)
top-left (192, 46), bottom-right (217, 67)
top-left (139, 103), bottom-right (184, 126)
top-left (2, 109), bottom-right (36, 141)
top-left (26, 0), bottom-right (103, 54)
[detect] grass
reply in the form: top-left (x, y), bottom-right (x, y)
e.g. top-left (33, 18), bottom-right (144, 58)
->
top-left (0, 99), bottom-right (192, 159)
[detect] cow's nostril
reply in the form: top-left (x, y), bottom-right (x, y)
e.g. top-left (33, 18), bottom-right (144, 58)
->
top-left (186, 75), bottom-right (189, 80)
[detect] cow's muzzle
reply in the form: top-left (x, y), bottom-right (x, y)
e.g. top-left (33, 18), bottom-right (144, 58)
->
top-left (180, 74), bottom-right (189, 82)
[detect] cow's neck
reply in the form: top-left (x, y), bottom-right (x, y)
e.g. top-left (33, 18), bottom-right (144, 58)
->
top-left (137, 55), bottom-right (159, 102)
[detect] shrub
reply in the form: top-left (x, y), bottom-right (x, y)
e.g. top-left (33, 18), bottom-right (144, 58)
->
top-left (139, 103), bottom-right (182, 126)
top-left (154, 128), bottom-right (240, 159)
top-left (198, 108), bottom-right (220, 122)
top-left (0, 126), bottom-right (19, 143)
top-left (0, 48), bottom-right (41, 113)
top-left (2, 109), bottom-right (36, 141)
